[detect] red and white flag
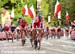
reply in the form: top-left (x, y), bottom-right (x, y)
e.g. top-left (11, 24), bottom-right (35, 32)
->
top-left (28, 5), bottom-right (36, 19)
top-left (66, 11), bottom-right (70, 25)
top-left (22, 4), bottom-right (28, 16)
top-left (10, 7), bottom-right (14, 20)
top-left (54, 0), bottom-right (61, 18)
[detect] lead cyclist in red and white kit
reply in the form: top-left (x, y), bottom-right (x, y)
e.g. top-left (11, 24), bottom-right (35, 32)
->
top-left (31, 16), bottom-right (44, 50)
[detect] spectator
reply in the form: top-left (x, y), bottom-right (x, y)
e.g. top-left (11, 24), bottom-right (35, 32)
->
top-left (10, 24), bottom-right (16, 42)
top-left (71, 20), bottom-right (75, 29)
top-left (4, 24), bottom-right (10, 42)
top-left (0, 24), bottom-right (3, 32)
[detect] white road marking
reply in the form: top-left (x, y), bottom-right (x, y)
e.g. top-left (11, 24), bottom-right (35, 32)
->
top-left (41, 39), bottom-right (75, 54)
top-left (41, 41), bottom-right (53, 46)
top-left (60, 45), bottom-right (75, 49)
top-left (43, 46), bottom-right (74, 54)
top-left (43, 40), bottom-right (75, 49)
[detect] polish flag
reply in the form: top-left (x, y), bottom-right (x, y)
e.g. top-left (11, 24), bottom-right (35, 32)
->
top-left (28, 5), bottom-right (36, 19)
top-left (54, 0), bottom-right (61, 18)
top-left (66, 11), bottom-right (70, 25)
top-left (22, 4), bottom-right (28, 16)
top-left (10, 7), bottom-right (14, 20)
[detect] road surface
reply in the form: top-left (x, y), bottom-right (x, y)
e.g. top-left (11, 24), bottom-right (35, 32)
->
top-left (0, 37), bottom-right (75, 54)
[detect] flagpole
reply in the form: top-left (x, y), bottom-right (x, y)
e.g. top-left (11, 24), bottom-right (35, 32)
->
top-left (25, 0), bottom-right (27, 5)
top-left (36, 0), bottom-right (37, 16)
top-left (36, 0), bottom-right (38, 16)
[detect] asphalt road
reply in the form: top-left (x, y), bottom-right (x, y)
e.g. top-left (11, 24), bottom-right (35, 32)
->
top-left (0, 37), bottom-right (75, 54)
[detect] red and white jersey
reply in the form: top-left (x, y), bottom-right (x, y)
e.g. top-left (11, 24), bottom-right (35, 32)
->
top-left (32, 17), bottom-right (42, 29)
top-left (20, 19), bottom-right (27, 26)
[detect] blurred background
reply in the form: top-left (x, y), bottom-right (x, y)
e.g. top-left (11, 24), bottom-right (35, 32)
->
top-left (0, 0), bottom-right (75, 27)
